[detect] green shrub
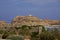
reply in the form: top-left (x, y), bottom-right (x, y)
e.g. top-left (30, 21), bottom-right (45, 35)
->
top-left (2, 32), bottom-right (9, 39)
top-left (0, 30), bottom-right (4, 34)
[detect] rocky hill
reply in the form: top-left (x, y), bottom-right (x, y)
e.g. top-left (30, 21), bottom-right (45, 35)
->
top-left (44, 20), bottom-right (60, 25)
top-left (0, 16), bottom-right (60, 27)
top-left (11, 16), bottom-right (49, 26)
top-left (0, 21), bottom-right (7, 27)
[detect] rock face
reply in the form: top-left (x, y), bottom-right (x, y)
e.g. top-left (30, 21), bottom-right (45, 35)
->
top-left (11, 16), bottom-right (49, 26)
top-left (0, 21), bottom-right (7, 27)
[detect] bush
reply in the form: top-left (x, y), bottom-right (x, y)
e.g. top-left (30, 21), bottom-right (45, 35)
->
top-left (2, 31), bottom-right (9, 39)
top-left (42, 27), bottom-right (46, 32)
top-left (40, 31), bottom-right (55, 40)
top-left (31, 32), bottom-right (39, 40)
top-left (53, 28), bottom-right (60, 40)
top-left (0, 30), bottom-right (4, 34)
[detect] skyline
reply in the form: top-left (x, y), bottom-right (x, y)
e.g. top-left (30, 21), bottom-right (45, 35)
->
top-left (0, 0), bottom-right (60, 23)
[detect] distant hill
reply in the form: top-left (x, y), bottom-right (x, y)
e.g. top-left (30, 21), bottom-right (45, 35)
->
top-left (44, 20), bottom-right (60, 25)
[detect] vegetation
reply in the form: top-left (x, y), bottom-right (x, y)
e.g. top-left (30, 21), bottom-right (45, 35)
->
top-left (40, 31), bottom-right (55, 40)
top-left (7, 36), bottom-right (24, 40)
top-left (42, 26), bottom-right (46, 32)
top-left (2, 31), bottom-right (9, 39)
top-left (31, 32), bottom-right (39, 40)
top-left (0, 30), bottom-right (4, 34)
top-left (0, 25), bottom-right (60, 40)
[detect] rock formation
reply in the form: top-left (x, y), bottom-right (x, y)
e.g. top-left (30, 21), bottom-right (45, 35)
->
top-left (11, 16), bottom-right (49, 26)
top-left (0, 21), bottom-right (7, 27)
top-left (44, 20), bottom-right (60, 25)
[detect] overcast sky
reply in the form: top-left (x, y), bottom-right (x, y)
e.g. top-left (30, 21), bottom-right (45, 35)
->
top-left (0, 0), bottom-right (60, 23)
